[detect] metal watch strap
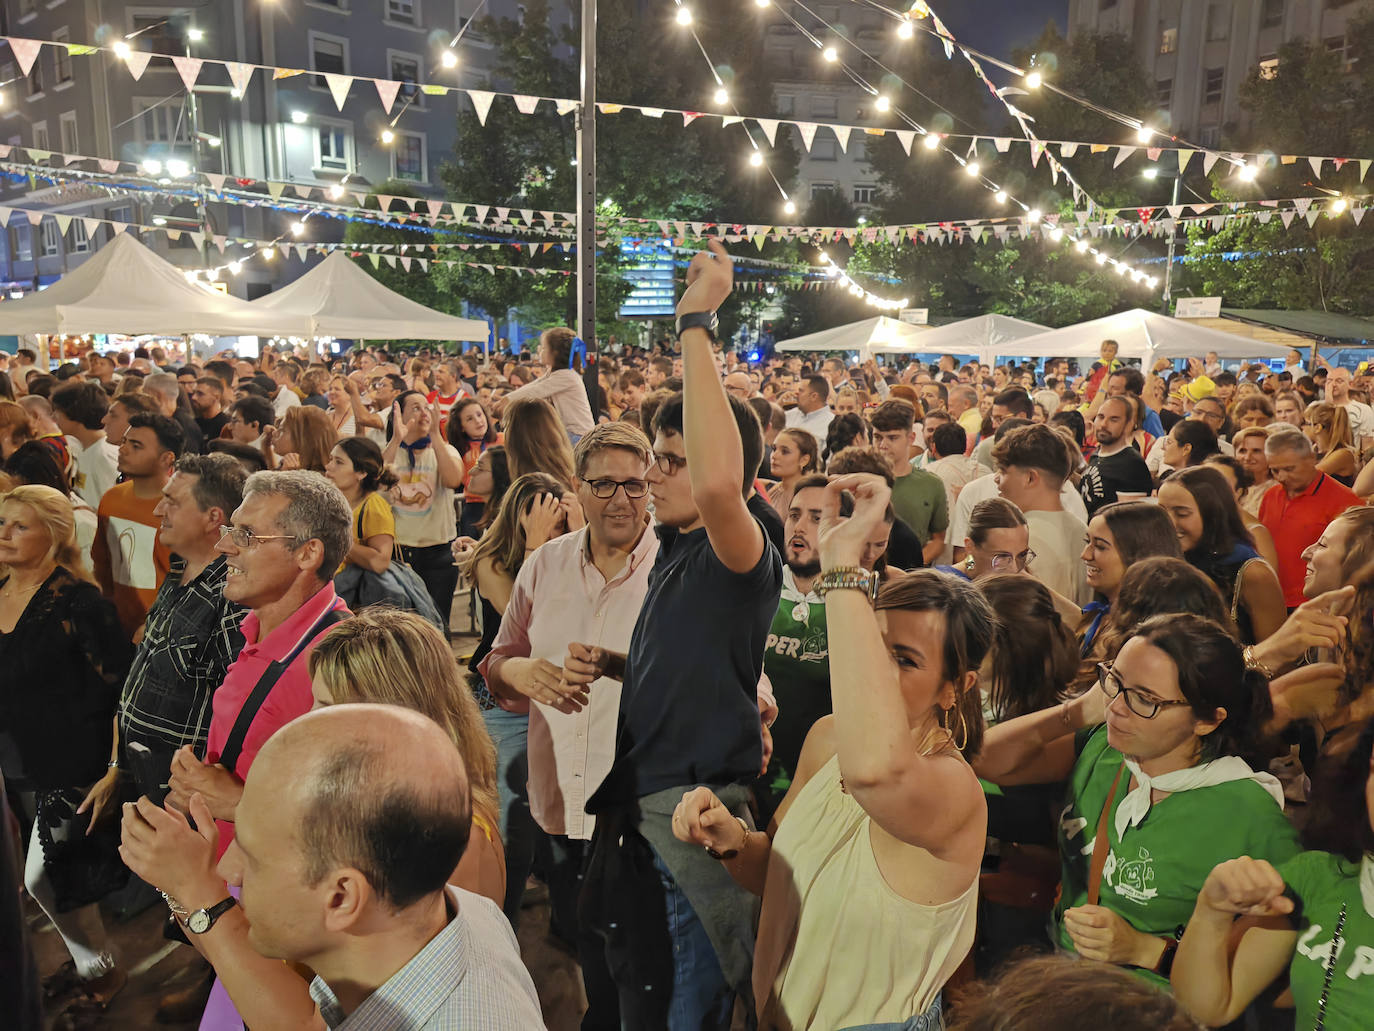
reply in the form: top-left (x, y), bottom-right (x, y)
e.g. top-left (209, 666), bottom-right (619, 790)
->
top-left (675, 311), bottom-right (719, 339)
top-left (813, 566), bottom-right (879, 601)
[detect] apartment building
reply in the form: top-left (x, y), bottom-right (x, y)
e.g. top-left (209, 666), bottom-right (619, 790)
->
top-left (1067, 0), bottom-right (1366, 146)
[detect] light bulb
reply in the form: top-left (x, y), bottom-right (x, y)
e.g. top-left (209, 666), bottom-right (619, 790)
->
top-left (1143, 167), bottom-right (1159, 180)
top-left (1049, 227), bottom-right (1064, 241)
top-left (1331, 197), bottom-right (1348, 214)
top-left (1075, 238), bottom-right (1089, 252)
top-left (113, 40), bottom-right (132, 60)
top-left (876, 95), bottom-right (891, 112)
top-left (784, 199), bottom-right (796, 215)
top-left (994, 189), bottom-right (1007, 203)
top-left (205, 135), bottom-right (221, 148)
top-left (291, 110), bottom-right (308, 124)
top-left (206, 268), bottom-right (218, 282)
top-left (441, 49), bottom-right (458, 68)
top-left (1096, 252), bottom-right (1108, 265)
top-left (166, 158), bottom-right (190, 177)
top-left (1147, 276), bottom-right (1159, 288)
top-left (381, 128), bottom-right (395, 144)
top-left (965, 161), bottom-right (980, 177)
top-left (755, 0), bottom-right (769, 7)
top-left (1116, 263), bottom-right (1129, 275)
top-left (291, 221), bottom-right (306, 236)
top-left (923, 133), bottom-right (940, 150)
top-left (261, 248), bottom-right (275, 260)
top-left (897, 19), bottom-right (914, 39)
top-left (228, 261), bottom-right (242, 275)
top-left (749, 151), bottom-right (764, 167)
top-left (675, 6), bottom-right (693, 25)
top-left (1238, 163), bottom-right (1258, 181)
top-left (822, 46), bottom-right (838, 62)
top-left (819, 252), bottom-right (831, 264)
top-left (328, 184), bottom-right (344, 199)
top-left (1024, 70), bottom-right (1042, 89)
top-left (1026, 208), bottom-right (1042, 223)
top-left (187, 28), bottom-right (204, 42)
top-left (141, 158), bottom-right (163, 175)
top-left (714, 86), bottom-right (729, 105)
top-left (1136, 124), bottom-right (1154, 143)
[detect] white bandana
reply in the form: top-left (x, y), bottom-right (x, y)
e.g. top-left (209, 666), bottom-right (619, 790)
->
top-left (1360, 853), bottom-right (1374, 919)
top-left (1115, 756), bottom-right (1285, 840)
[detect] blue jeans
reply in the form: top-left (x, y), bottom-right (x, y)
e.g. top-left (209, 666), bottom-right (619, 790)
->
top-left (480, 706), bottom-right (538, 924)
top-left (644, 848), bottom-right (733, 1031)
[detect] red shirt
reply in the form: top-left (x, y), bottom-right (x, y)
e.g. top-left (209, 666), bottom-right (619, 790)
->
top-left (1258, 473), bottom-right (1363, 607)
top-left (205, 582), bottom-right (349, 854)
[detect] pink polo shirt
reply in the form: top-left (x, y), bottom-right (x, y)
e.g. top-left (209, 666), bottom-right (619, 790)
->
top-left (481, 525), bottom-right (658, 840)
top-left (206, 582), bottom-right (349, 854)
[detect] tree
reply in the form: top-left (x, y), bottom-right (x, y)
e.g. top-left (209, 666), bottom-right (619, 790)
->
top-left (342, 179), bottom-right (452, 315)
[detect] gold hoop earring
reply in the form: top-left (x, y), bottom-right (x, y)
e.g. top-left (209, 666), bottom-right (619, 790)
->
top-left (942, 703), bottom-right (969, 752)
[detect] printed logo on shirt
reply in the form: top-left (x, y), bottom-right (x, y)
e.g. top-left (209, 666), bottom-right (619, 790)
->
top-left (765, 631), bottom-right (828, 664)
top-left (108, 515), bottom-right (159, 590)
top-left (1103, 845), bottom-right (1158, 904)
top-left (1294, 923), bottom-right (1374, 980)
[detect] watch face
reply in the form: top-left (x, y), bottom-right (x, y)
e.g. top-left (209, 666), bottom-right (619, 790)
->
top-left (188, 910), bottom-right (211, 934)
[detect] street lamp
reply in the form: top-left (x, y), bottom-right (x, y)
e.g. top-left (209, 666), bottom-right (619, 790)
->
top-left (1143, 166), bottom-right (1182, 315)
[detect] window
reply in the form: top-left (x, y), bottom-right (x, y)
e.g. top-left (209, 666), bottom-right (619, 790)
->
top-left (40, 219), bottom-right (60, 257)
top-left (1199, 126), bottom-right (1221, 148)
top-left (1160, 26), bottom-right (1177, 54)
top-left (392, 131), bottom-right (426, 182)
top-left (853, 184), bottom-right (876, 205)
top-left (776, 94), bottom-right (794, 116)
top-left (10, 225), bottom-right (31, 261)
top-left (309, 33), bottom-right (349, 90)
top-left (134, 98), bottom-right (190, 145)
top-left (852, 137), bottom-right (867, 162)
top-left (1203, 67), bottom-right (1224, 105)
top-left (1156, 78), bottom-right (1173, 106)
top-left (59, 112), bottom-right (78, 155)
top-left (388, 52), bottom-right (422, 104)
top-left (809, 182), bottom-right (836, 200)
top-left (17, 0), bottom-right (36, 18)
top-left (811, 139), bottom-right (838, 161)
top-left (1259, 55), bottom-right (1279, 79)
top-left (811, 95), bottom-right (838, 119)
top-left (32, 120), bottom-right (48, 151)
top-left (387, 0), bottom-right (417, 23)
top-left (1326, 36), bottom-right (1353, 69)
top-left (1261, 0), bottom-right (1284, 28)
top-left (69, 218), bottom-right (90, 253)
top-left (1206, 4), bottom-right (1229, 42)
top-left (314, 119), bottom-right (353, 171)
top-left (130, 15), bottom-right (186, 57)
top-left (52, 27), bottom-right (72, 84)
top-left (27, 57), bottom-right (43, 98)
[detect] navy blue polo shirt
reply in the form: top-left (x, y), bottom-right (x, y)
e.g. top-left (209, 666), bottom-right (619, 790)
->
top-left (588, 520), bottom-right (783, 810)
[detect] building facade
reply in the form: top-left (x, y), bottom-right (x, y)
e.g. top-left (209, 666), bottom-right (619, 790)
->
top-left (1067, 0), bottom-right (1365, 146)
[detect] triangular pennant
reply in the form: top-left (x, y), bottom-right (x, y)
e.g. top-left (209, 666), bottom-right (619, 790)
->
top-left (1281, 210), bottom-right (1296, 228)
top-left (267, 181), bottom-right (286, 199)
top-left (1177, 149), bottom-right (1194, 174)
top-left (7, 38), bottom-right (42, 78)
top-left (1361, 159), bottom-right (1371, 182)
top-left (296, 244), bottom-right (308, 261)
top-left (1202, 152), bottom-right (1220, 175)
top-left (400, 255), bottom-right (412, 271)
top-left (473, 205), bottom-right (489, 223)
top-left (1309, 156), bottom-right (1324, 177)
top-left (81, 217), bottom-right (99, 239)
top-left (98, 158), bottom-right (120, 173)
top-left (796, 122), bottom-right (818, 152)
top-left (639, 107), bottom-right (664, 118)
top-left (324, 73), bottom-right (351, 111)
top-left (521, 209), bottom-right (534, 224)
top-left (367, 253), bottom-right (380, 269)
top-left (833, 125), bottom-right (851, 152)
top-left (1293, 197), bottom-right (1312, 216)
top-left (556, 99), bottom-right (578, 116)
top-left (1060, 143), bottom-right (1079, 158)
top-left (1030, 141), bottom-right (1044, 167)
top-left (375, 77), bottom-right (401, 114)
top-left (468, 89), bottom-right (495, 125)
top-left (1354, 207), bottom-right (1366, 226)
top-left (213, 235), bottom-right (226, 252)
top-left (895, 129), bottom-right (915, 155)
top-left (514, 94), bottom-right (539, 115)
top-left (122, 48), bottom-right (152, 80)
top-left (994, 138), bottom-right (1011, 153)
top-left (427, 200), bottom-right (443, 217)
top-left (25, 210), bottom-right (43, 226)
top-left (273, 68), bottom-right (305, 80)
top-left (54, 213), bottom-right (72, 233)
top-left (1306, 209), bottom-right (1320, 227)
top-left (111, 221), bottom-right (129, 236)
top-left (1112, 146), bottom-right (1136, 168)
top-left (204, 172), bottom-right (226, 192)
top-left (722, 115), bottom-right (742, 127)
top-left (171, 55), bottom-right (203, 92)
top-left (224, 62), bottom-right (254, 96)
top-left (756, 118), bottom-right (780, 147)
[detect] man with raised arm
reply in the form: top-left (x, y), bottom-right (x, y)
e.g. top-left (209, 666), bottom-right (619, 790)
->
top-left (581, 241), bottom-right (783, 1030)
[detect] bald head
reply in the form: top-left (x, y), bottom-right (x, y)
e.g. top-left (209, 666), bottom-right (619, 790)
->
top-left (251, 705), bottom-right (471, 912)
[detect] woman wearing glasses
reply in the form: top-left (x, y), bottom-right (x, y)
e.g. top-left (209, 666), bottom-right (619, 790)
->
top-left (976, 613), bottom-right (1299, 985)
top-left (937, 497), bottom-right (1033, 581)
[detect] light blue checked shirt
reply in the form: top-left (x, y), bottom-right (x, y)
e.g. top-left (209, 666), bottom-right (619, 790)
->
top-left (309, 886), bottom-right (545, 1030)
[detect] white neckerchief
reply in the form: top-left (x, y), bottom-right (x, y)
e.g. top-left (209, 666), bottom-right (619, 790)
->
top-left (1360, 854), bottom-right (1374, 919)
top-left (779, 566), bottom-right (822, 625)
top-left (1115, 756), bottom-right (1285, 840)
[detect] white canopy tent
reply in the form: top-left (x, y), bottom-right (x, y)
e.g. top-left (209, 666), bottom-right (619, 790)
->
top-left (252, 251), bottom-right (491, 342)
top-left (775, 316), bottom-right (929, 360)
top-left (0, 234), bottom-right (304, 337)
top-left (878, 313), bottom-right (1051, 364)
top-left (1008, 308), bottom-right (1295, 366)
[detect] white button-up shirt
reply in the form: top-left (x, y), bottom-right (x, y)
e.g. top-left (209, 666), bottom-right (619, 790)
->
top-left (481, 523), bottom-right (658, 840)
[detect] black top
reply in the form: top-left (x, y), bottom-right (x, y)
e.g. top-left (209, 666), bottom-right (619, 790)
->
top-left (589, 520), bottom-right (783, 809)
top-left (1159, 408), bottom-right (1184, 432)
top-left (302, 394), bottom-right (329, 410)
top-left (0, 568), bottom-right (133, 791)
top-left (747, 490), bottom-right (785, 557)
top-left (468, 592), bottom-right (503, 677)
top-left (175, 411), bottom-right (207, 455)
top-left (195, 411), bottom-right (230, 443)
top-left (886, 516), bottom-right (927, 571)
top-left (1079, 446), bottom-right (1154, 517)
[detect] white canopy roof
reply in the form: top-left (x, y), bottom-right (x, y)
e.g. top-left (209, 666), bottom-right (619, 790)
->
top-left (886, 313), bottom-right (1051, 364)
top-left (775, 316), bottom-right (929, 359)
top-left (1010, 308), bottom-right (1295, 365)
top-left (0, 233), bottom-right (302, 337)
top-left (253, 251), bottom-right (491, 342)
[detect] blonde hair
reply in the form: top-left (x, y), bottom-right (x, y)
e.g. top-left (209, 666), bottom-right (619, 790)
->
top-left (0, 484), bottom-right (91, 581)
top-left (1306, 401), bottom-right (1355, 451)
top-left (307, 608), bottom-right (499, 826)
top-left (504, 399), bottom-right (577, 490)
top-left (279, 405), bottom-right (338, 474)
top-left (464, 472), bottom-right (567, 581)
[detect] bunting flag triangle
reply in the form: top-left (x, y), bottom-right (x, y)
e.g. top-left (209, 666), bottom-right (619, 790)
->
top-left (752, 118), bottom-right (778, 147)
top-left (1177, 149), bottom-right (1195, 174)
top-left (427, 201), bottom-right (444, 217)
top-left (81, 217), bottom-right (99, 239)
top-left (25, 210), bottom-right (43, 226)
top-left (54, 213), bottom-right (72, 233)
top-left (514, 94), bottom-right (539, 115)
top-left (994, 138), bottom-right (1012, 153)
top-left (267, 181), bottom-right (286, 199)
top-left (225, 62), bottom-right (254, 96)
top-left (468, 89), bottom-right (496, 125)
top-left (1362, 159), bottom-right (1372, 182)
top-left (1280, 210), bottom-right (1296, 228)
top-left (367, 253), bottom-right (380, 269)
top-left (7, 38), bottom-right (42, 77)
top-left (204, 172), bottom-right (226, 192)
top-left (187, 231), bottom-right (204, 250)
top-left (894, 129), bottom-right (915, 155)
top-left (833, 125), bottom-right (851, 152)
top-left (640, 107), bottom-right (664, 118)
top-left (171, 55), bottom-right (203, 92)
top-left (375, 77), bottom-right (401, 114)
top-left (1030, 142), bottom-right (1044, 167)
top-left (294, 244), bottom-right (306, 261)
top-left (1309, 156), bottom-right (1324, 177)
top-left (1354, 207), bottom-right (1366, 226)
top-left (214, 234), bottom-right (227, 252)
top-left (1202, 152), bottom-right (1220, 175)
top-left (97, 158), bottom-right (120, 173)
top-left (324, 73), bottom-right (351, 111)
top-left (1293, 197), bottom-right (1312, 216)
top-left (273, 68), bottom-right (305, 80)
top-left (556, 99), bottom-right (578, 116)
top-left (473, 205), bottom-right (489, 223)
top-left (123, 49), bottom-right (152, 81)
top-left (1112, 146), bottom-right (1136, 168)
top-left (722, 115), bottom-right (742, 127)
top-left (1060, 142), bottom-right (1079, 158)
top-left (521, 209), bottom-right (534, 224)
top-left (400, 255), bottom-right (411, 271)
top-left (795, 122), bottom-right (818, 152)
top-left (110, 221), bottom-right (128, 236)
top-left (1306, 209), bottom-right (1320, 227)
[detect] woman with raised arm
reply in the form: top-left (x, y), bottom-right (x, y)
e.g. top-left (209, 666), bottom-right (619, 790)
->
top-left (673, 473), bottom-right (996, 1031)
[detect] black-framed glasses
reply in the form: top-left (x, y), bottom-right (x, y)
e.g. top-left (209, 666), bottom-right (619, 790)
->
top-left (652, 452), bottom-right (688, 476)
top-left (219, 525), bottom-right (300, 550)
top-left (1096, 662), bottom-right (1193, 720)
top-left (988, 549), bottom-right (1036, 572)
top-left (583, 478), bottom-right (649, 499)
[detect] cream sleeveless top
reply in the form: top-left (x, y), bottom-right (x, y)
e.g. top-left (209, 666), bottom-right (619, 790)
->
top-left (753, 752), bottom-right (978, 1031)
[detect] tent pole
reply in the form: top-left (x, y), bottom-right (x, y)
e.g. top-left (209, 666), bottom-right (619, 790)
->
top-left (576, 0), bottom-right (598, 410)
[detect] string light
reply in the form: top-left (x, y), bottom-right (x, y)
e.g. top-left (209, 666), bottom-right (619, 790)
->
top-left (993, 189), bottom-right (1007, 203)
top-left (822, 46), bottom-right (838, 62)
top-left (748, 151), bottom-right (763, 167)
top-left (440, 50), bottom-right (458, 69)
top-left (1026, 208), bottom-right (1042, 223)
top-left (227, 260), bottom-right (242, 275)
top-left (754, 0), bottom-right (770, 7)
top-left (965, 161), bottom-right (980, 177)
top-left (380, 128), bottom-right (395, 144)
top-left (1024, 70), bottom-right (1041, 89)
top-left (1238, 163), bottom-right (1258, 182)
top-left (713, 86), bottom-right (729, 105)
top-left (1075, 238), bottom-right (1089, 252)
top-left (261, 248), bottom-right (275, 260)
top-left (112, 40), bottom-right (131, 60)
top-left (1095, 251), bottom-right (1109, 265)
top-left (875, 95), bottom-right (891, 112)
top-left (897, 18), bottom-right (914, 40)
top-left (1331, 197), bottom-right (1348, 214)
top-left (923, 133), bottom-right (941, 150)
top-left (1135, 125), bottom-right (1155, 144)
top-left (290, 221), bottom-right (306, 236)
top-left (675, 6), bottom-right (693, 26)
top-left (140, 158), bottom-right (162, 175)
top-left (783, 199), bottom-right (796, 215)
top-left (817, 252), bottom-right (909, 311)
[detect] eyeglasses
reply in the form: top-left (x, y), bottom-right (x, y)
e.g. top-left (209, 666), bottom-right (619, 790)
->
top-left (652, 452), bottom-right (688, 476)
top-left (583, 477), bottom-right (649, 499)
top-left (1096, 662), bottom-right (1193, 719)
top-left (219, 525), bottom-right (300, 550)
top-left (988, 549), bottom-right (1035, 572)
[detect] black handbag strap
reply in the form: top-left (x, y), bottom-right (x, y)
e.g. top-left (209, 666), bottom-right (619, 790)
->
top-left (217, 606), bottom-right (348, 775)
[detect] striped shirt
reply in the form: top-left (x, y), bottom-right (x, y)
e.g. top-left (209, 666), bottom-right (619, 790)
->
top-left (309, 886), bottom-right (545, 1030)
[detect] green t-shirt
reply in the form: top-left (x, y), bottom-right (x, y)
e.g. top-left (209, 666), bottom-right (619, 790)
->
top-left (890, 467), bottom-right (949, 545)
top-left (754, 568), bottom-right (829, 825)
top-left (1278, 850), bottom-right (1374, 1031)
top-left (1055, 726), bottom-right (1301, 986)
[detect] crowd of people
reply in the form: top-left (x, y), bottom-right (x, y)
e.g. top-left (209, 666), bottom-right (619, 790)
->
top-left (2, 242), bottom-right (1374, 1031)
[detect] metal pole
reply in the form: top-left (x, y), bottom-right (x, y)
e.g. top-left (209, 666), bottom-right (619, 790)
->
top-left (1161, 174), bottom-right (1180, 316)
top-left (577, 0), bottom-right (598, 408)
top-left (185, 35), bottom-right (209, 264)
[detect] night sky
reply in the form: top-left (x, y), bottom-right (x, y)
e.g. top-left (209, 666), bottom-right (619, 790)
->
top-left (934, 0), bottom-right (1068, 65)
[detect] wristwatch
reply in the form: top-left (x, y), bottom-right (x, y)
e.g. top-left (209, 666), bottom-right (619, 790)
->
top-left (186, 896), bottom-right (238, 934)
top-left (675, 311), bottom-right (719, 340)
top-left (812, 566), bottom-right (881, 602)
top-left (704, 816), bottom-right (751, 861)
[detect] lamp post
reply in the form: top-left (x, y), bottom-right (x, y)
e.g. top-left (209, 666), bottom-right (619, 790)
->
top-left (576, 0), bottom-right (598, 406)
top-left (1144, 166), bottom-right (1183, 317)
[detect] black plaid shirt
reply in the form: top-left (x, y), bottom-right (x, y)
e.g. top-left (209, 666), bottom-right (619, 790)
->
top-left (116, 554), bottom-right (246, 761)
